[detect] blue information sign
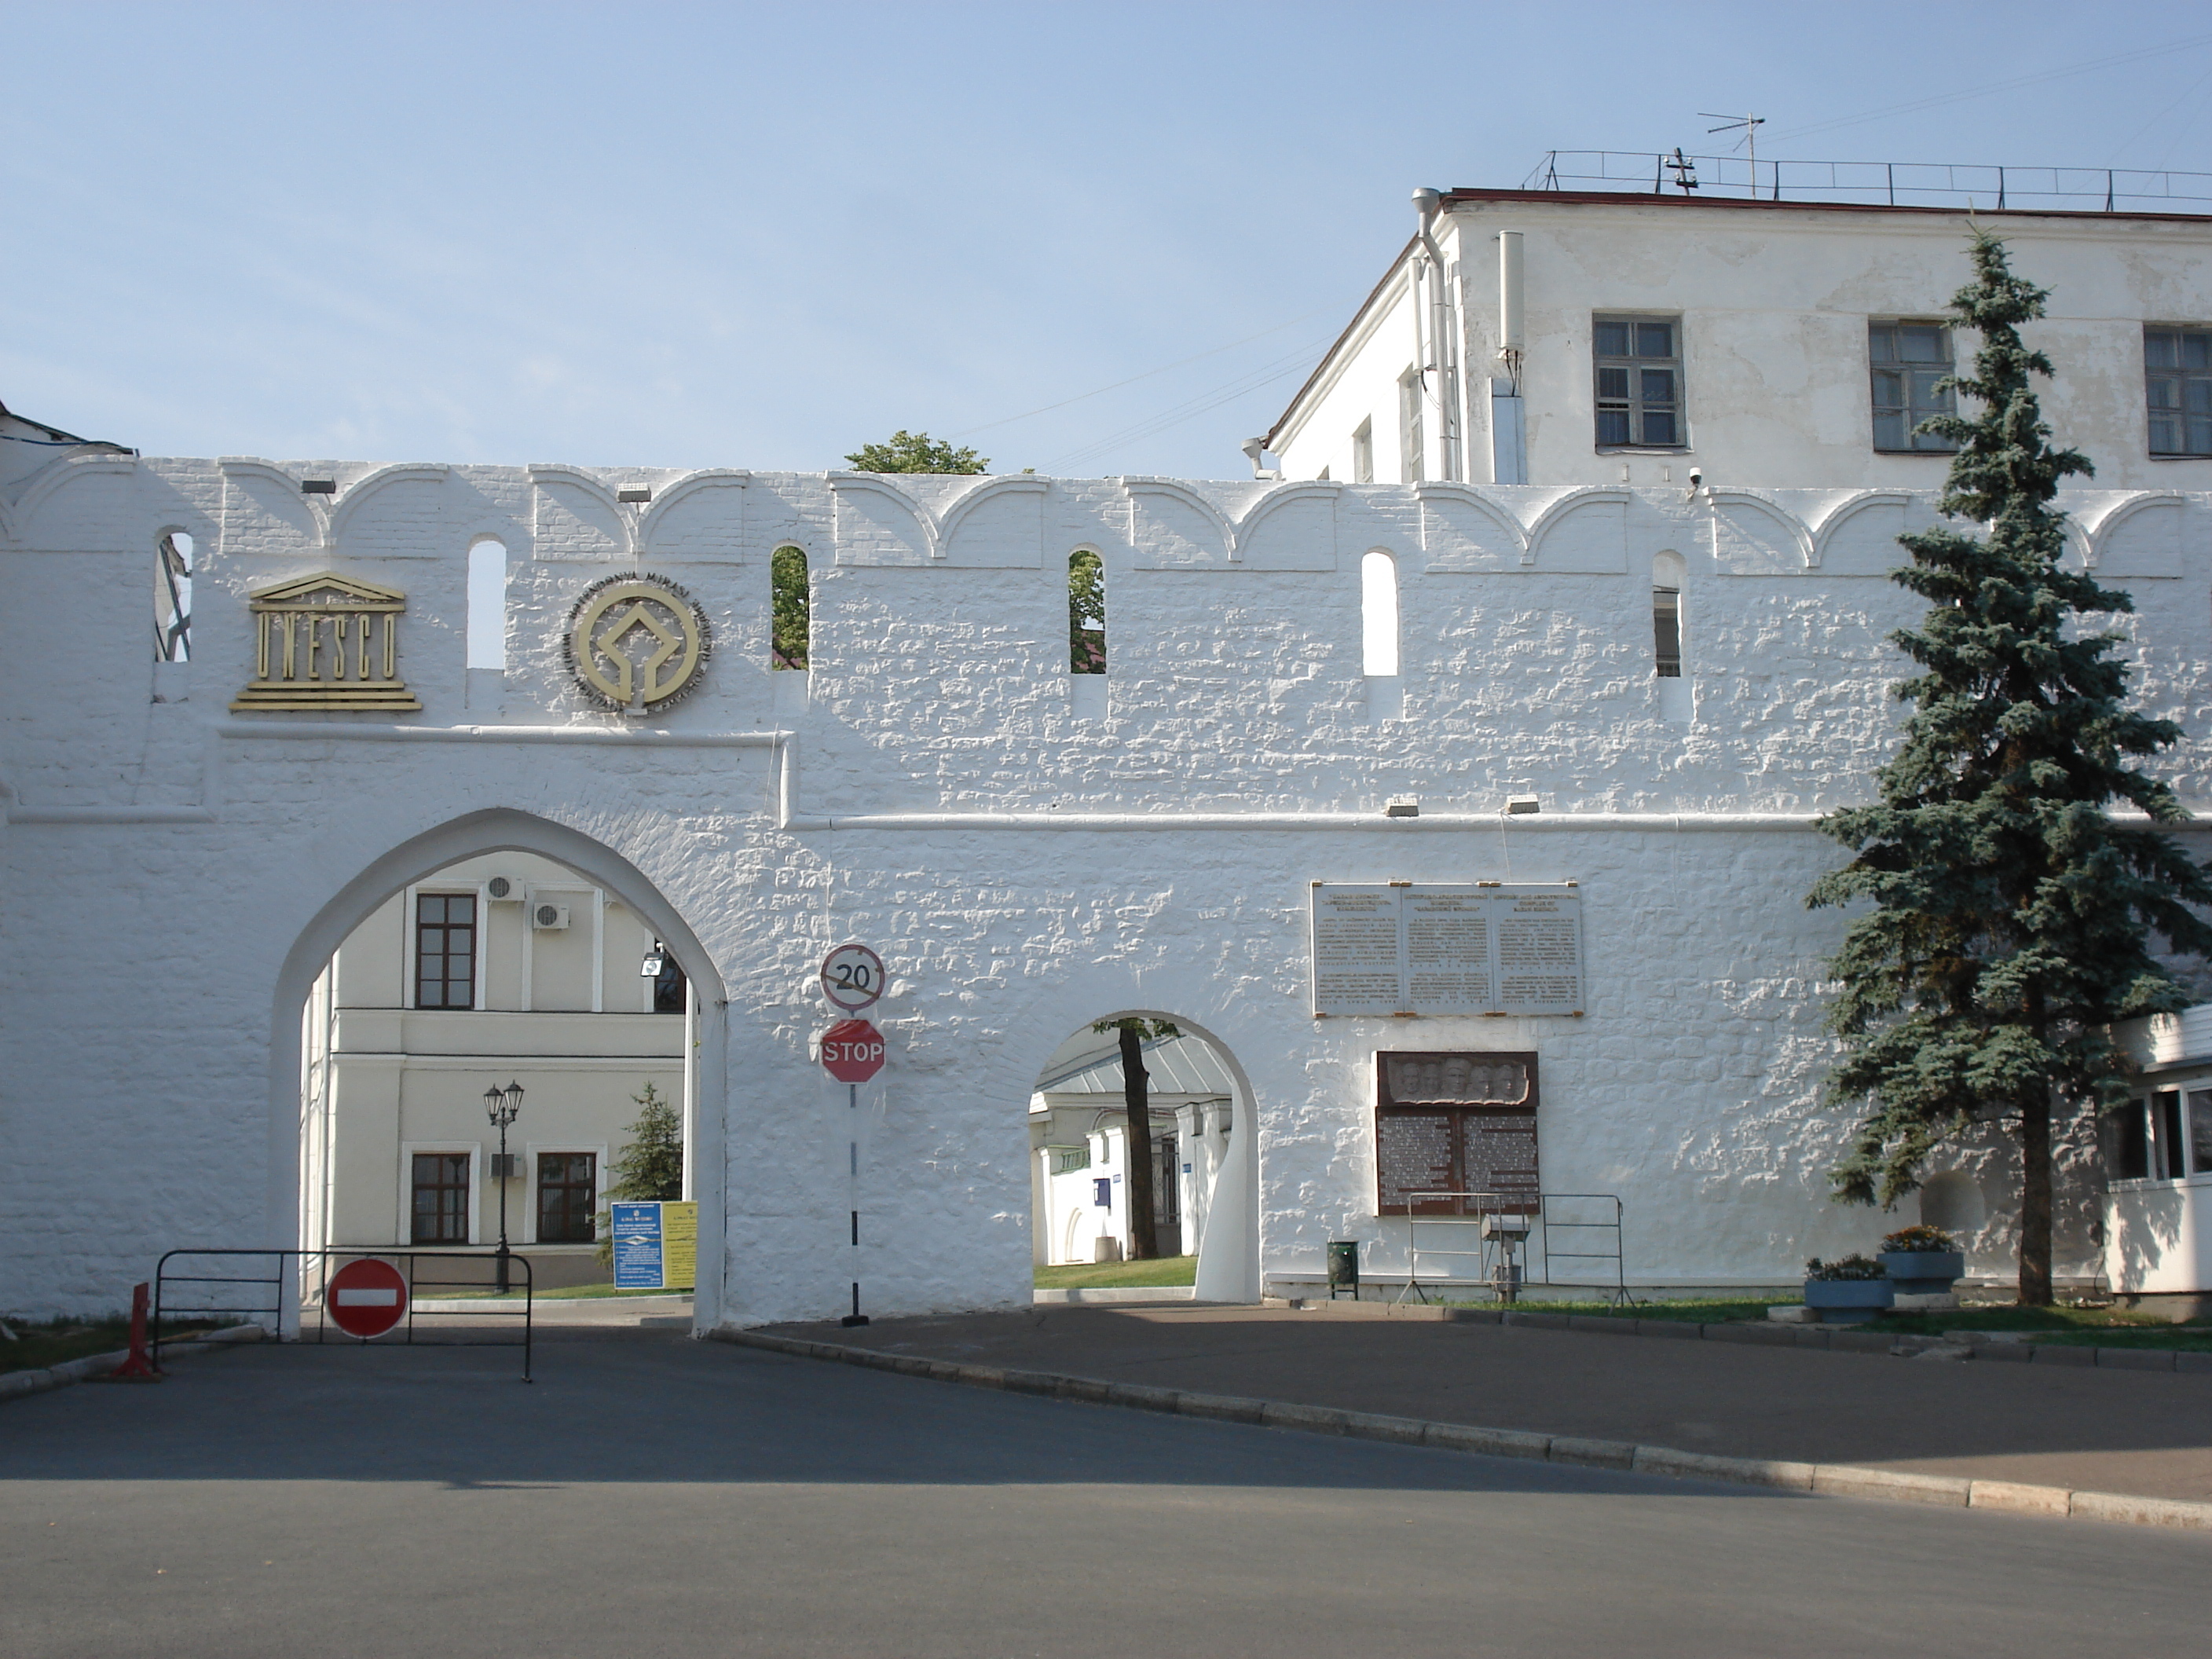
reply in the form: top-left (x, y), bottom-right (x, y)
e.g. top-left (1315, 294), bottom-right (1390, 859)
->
top-left (610, 1201), bottom-right (665, 1290)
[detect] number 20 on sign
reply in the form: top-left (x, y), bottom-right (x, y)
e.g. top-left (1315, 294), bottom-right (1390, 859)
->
top-left (819, 943), bottom-right (885, 1013)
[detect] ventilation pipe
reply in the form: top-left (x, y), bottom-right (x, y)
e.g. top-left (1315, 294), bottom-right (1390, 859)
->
top-left (1491, 229), bottom-right (1529, 485)
top-left (1410, 188), bottom-right (1461, 482)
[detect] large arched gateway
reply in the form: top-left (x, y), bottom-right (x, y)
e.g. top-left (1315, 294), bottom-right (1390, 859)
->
top-left (6, 454), bottom-right (2196, 1320)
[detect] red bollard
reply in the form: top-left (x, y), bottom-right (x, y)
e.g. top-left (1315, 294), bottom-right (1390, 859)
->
top-left (106, 1282), bottom-right (162, 1381)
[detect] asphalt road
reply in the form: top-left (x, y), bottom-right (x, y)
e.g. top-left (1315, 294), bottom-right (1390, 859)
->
top-left (3, 1331), bottom-right (2206, 1658)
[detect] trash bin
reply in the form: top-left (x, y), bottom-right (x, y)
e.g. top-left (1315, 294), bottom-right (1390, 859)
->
top-left (1327, 1240), bottom-right (1360, 1299)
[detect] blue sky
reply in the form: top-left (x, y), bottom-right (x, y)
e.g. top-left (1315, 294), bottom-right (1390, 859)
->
top-left (3, 1), bottom-right (2210, 478)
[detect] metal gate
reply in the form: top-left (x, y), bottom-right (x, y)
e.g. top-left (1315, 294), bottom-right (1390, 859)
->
top-left (153, 1248), bottom-right (535, 1380)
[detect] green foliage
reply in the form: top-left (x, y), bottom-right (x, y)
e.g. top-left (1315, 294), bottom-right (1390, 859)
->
top-left (1091, 1016), bottom-right (1181, 1042)
top-left (844, 430), bottom-right (988, 474)
top-left (1880, 1224), bottom-right (1960, 1254)
top-left (1805, 1254), bottom-right (1888, 1282)
top-left (771, 545), bottom-right (808, 671)
top-left (595, 1081), bottom-right (684, 1266)
top-left (1807, 233), bottom-right (2212, 1279)
top-left (1068, 550), bottom-right (1104, 674)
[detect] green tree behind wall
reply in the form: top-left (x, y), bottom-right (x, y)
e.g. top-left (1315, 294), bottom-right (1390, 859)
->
top-left (595, 1080), bottom-right (684, 1267)
top-left (771, 545), bottom-right (808, 671)
top-left (1069, 549), bottom-right (1104, 672)
top-left (844, 430), bottom-right (988, 474)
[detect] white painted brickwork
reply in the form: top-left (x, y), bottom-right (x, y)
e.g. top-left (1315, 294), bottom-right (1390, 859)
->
top-left (2, 456), bottom-right (2206, 1320)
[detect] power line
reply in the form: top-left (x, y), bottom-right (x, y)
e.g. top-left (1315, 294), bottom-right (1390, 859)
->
top-left (1038, 336), bottom-right (1336, 473)
top-left (947, 309), bottom-right (1333, 440)
top-left (1764, 31), bottom-right (2212, 146)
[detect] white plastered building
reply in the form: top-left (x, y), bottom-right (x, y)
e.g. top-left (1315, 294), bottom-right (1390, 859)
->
top-left (5, 172), bottom-right (2212, 1324)
top-left (300, 851), bottom-right (690, 1288)
top-left (1028, 1027), bottom-right (1235, 1266)
top-left (1263, 182), bottom-right (2212, 494)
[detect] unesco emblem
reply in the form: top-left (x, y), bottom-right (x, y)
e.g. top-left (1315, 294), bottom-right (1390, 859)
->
top-left (564, 573), bottom-right (712, 714)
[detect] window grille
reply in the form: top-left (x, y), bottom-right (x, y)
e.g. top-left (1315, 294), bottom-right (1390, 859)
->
top-left (1593, 317), bottom-right (1683, 448)
top-left (2145, 327), bottom-right (2212, 456)
top-left (1053, 1146), bottom-right (1092, 1175)
top-left (1869, 323), bottom-right (1957, 452)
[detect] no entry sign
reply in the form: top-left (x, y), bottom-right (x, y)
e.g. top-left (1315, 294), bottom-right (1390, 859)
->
top-left (327, 1257), bottom-right (408, 1339)
top-left (820, 1019), bottom-right (885, 1083)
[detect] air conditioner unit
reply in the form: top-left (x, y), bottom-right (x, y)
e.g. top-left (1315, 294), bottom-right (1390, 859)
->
top-left (485, 874), bottom-right (524, 901)
top-left (531, 903), bottom-right (571, 931)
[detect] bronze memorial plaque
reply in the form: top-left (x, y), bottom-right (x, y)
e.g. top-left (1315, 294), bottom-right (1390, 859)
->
top-left (1373, 1049), bottom-right (1540, 1217)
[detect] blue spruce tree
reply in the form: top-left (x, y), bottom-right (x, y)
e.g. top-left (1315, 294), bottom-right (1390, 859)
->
top-left (1810, 232), bottom-right (2212, 1305)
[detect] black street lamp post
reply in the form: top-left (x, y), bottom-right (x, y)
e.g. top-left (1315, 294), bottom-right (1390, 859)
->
top-left (484, 1080), bottom-right (524, 1293)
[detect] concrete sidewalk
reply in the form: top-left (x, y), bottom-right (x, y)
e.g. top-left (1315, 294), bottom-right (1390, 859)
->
top-left (765, 1302), bottom-right (2212, 1503)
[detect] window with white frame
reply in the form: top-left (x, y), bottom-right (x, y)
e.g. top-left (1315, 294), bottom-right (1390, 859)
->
top-left (2144, 327), bottom-right (2212, 457)
top-left (2108, 1086), bottom-right (2212, 1181)
top-left (1397, 372), bottom-right (1425, 482)
top-left (1869, 322), bottom-right (1958, 452)
top-left (411, 1152), bottom-right (471, 1243)
top-left (1352, 418), bottom-right (1375, 484)
top-left (536, 1152), bottom-right (598, 1243)
top-left (1593, 316), bottom-right (1683, 449)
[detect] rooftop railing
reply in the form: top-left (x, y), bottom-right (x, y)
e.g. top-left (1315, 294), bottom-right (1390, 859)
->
top-left (1518, 151), bottom-right (2212, 214)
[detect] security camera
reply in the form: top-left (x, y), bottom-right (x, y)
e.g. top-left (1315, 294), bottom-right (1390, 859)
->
top-left (1686, 467), bottom-right (1704, 495)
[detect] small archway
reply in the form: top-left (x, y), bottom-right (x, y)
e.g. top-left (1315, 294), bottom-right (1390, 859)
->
top-left (1025, 1009), bottom-right (1258, 1303)
top-left (266, 808), bottom-right (731, 1327)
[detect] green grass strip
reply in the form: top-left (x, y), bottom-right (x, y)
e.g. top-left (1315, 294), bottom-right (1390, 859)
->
top-left (1035, 1257), bottom-right (1198, 1290)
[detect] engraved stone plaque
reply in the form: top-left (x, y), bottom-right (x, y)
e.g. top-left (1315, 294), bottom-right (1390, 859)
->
top-left (1310, 884), bottom-right (1582, 1016)
top-left (1311, 885), bottom-right (1404, 1016)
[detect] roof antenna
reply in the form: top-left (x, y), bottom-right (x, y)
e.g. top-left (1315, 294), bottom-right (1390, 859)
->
top-left (1701, 112), bottom-right (1765, 196)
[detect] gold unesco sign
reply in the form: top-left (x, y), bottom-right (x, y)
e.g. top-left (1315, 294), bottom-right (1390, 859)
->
top-left (564, 573), bottom-right (712, 714)
top-left (231, 572), bottom-right (421, 712)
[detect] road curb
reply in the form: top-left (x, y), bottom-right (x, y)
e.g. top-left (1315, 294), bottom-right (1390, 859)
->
top-left (708, 1325), bottom-right (2212, 1534)
top-left (1265, 1298), bottom-right (2212, 1373)
top-left (0, 1324), bottom-right (265, 1404)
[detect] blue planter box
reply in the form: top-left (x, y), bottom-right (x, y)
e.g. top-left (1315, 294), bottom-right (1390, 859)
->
top-left (1804, 1278), bottom-right (1894, 1322)
top-left (1878, 1251), bottom-right (1965, 1296)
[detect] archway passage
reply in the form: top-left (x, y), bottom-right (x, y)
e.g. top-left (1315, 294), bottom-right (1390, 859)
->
top-left (272, 810), bottom-right (730, 1328)
top-left (1026, 1014), bottom-right (1256, 1302)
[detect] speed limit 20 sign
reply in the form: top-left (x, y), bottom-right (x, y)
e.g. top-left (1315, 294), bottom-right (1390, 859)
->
top-left (819, 943), bottom-right (885, 1013)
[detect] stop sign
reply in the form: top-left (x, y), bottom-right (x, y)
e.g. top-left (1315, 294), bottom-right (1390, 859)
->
top-left (327, 1257), bottom-right (408, 1339)
top-left (820, 1019), bottom-right (885, 1082)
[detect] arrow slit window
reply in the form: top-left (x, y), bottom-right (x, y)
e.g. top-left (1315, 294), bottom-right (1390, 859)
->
top-left (771, 546), bottom-right (809, 670)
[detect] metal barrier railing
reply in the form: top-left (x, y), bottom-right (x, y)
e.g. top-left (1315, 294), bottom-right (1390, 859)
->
top-left (1381, 1192), bottom-right (1628, 1307)
top-left (153, 1248), bottom-right (534, 1381)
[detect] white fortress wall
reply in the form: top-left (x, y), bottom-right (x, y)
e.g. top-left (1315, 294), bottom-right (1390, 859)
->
top-left (2, 458), bottom-right (2207, 1319)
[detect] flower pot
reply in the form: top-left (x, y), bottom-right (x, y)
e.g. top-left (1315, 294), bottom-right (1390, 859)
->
top-left (1877, 1251), bottom-right (1964, 1296)
top-left (1803, 1279), bottom-right (1895, 1323)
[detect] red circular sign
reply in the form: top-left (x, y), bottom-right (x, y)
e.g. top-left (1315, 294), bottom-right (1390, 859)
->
top-left (327, 1257), bottom-right (408, 1339)
top-left (819, 943), bottom-right (886, 1013)
top-left (820, 1018), bottom-right (886, 1082)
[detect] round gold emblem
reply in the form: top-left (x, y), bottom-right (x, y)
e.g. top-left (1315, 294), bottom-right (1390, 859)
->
top-left (564, 574), bottom-right (712, 713)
